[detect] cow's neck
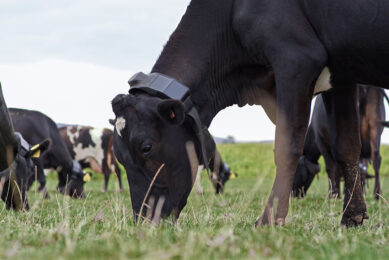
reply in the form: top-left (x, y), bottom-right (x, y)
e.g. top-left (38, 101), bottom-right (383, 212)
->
top-left (151, 0), bottom-right (246, 127)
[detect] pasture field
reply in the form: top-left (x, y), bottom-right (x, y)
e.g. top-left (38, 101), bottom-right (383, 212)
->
top-left (0, 143), bottom-right (388, 259)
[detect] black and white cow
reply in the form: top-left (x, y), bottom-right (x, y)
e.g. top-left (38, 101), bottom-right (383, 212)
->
top-left (59, 125), bottom-right (122, 192)
top-left (111, 0), bottom-right (389, 227)
top-left (9, 108), bottom-right (90, 199)
top-left (194, 149), bottom-right (236, 194)
top-left (0, 84), bottom-right (50, 210)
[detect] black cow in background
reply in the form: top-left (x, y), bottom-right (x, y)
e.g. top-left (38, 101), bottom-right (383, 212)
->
top-left (209, 150), bottom-right (236, 194)
top-left (9, 108), bottom-right (90, 199)
top-left (292, 86), bottom-right (387, 200)
top-left (0, 84), bottom-right (50, 210)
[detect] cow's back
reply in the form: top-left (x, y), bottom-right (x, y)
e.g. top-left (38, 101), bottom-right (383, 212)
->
top-left (60, 126), bottom-right (113, 169)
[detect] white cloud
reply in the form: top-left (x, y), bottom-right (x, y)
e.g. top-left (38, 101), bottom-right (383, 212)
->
top-left (0, 60), bottom-right (130, 128)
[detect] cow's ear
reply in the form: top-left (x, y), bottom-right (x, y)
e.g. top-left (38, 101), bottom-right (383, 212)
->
top-left (157, 100), bottom-right (185, 126)
top-left (28, 138), bottom-right (51, 158)
top-left (108, 119), bottom-right (115, 126)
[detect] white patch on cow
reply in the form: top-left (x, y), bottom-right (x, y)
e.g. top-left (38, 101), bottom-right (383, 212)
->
top-left (73, 127), bottom-right (105, 167)
top-left (115, 117), bottom-right (126, 137)
top-left (67, 125), bottom-right (82, 145)
top-left (313, 67), bottom-right (332, 95)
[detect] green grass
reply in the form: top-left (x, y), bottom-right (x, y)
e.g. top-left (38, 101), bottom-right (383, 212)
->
top-left (0, 143), bottom-right (388, 259)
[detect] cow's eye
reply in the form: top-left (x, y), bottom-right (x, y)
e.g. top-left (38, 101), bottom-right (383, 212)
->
top-left (141, 144), bottom-right (152, 155)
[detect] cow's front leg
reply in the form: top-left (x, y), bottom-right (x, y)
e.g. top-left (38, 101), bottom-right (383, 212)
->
top-left (324, 156), bottom-right (341, 198)
top-left (256, 57), bottom-right (324, 226)
top-left (322, 88), bottom-right (368, 226)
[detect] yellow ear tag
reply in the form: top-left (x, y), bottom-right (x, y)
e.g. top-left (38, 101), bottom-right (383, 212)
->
top-left (30, 144), bottom-right (41, 158)
top-left (230, 172), bottom-right (237, 179)
top-left (83, 173), bottom-right (91, 182)
top-left (31, 150), bottom-right (41, 158)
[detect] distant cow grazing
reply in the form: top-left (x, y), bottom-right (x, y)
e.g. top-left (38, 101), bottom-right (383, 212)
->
top-left (9, 108), bottom-right (89, 199)
top-left (59, 125), bottom-right (122, 192)
top-left (292, 86), bottom-right (387, 200)
top-left (194, 149), bottom-right (236, 194)
top-left (0, 84), bottom-right (50, 210)
top-left (210, 150), bottom-right (236, 194)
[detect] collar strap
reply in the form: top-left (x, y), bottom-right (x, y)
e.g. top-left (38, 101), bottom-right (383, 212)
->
top-left (72, 160), bottom-right (82, 173)
top-left (129, 72), bottom-right (190, 101)
top-left (128, 72), bottom-right (214, 172)
top-left (14, 132), bottom-right (29, 156)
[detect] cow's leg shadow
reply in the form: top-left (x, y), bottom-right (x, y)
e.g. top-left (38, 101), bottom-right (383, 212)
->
top-left (322, 87), bottom-right (368, 226)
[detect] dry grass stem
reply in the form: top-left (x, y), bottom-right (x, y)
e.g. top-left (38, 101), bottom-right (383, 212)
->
top-left (137, 163), bottom-right (165, 225)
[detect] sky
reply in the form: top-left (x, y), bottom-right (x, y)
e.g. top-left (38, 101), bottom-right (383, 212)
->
top-left (1, 0), bottom-right (388, 142)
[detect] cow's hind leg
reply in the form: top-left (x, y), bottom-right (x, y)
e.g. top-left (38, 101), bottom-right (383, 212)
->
top-left (322, 87), bottom-right (368, 226)
top-left (324, 156), bottom-right (341, 198)
top-left (103, 173), bottom-right (110, 193)
top-left (114, 164), bottom-right (123, 192)
top-left (372, 150), bottom-right (382, 200)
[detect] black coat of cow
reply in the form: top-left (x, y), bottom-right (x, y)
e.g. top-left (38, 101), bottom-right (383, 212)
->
top-left (0, 84), bottom-right (50, 210)
top-left (111, 0), bottom-right (389, 226)
top-left (9, 108), bottom-right (88, 198)
top-left (292, 86), bottom-right (387, 199)
top-left (59, 125), bottom-right (122, 192)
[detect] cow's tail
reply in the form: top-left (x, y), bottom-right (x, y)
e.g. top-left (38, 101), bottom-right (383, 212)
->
top-left (379, 121), bottom-right (389, 128)
top-left (381, 89), bottom-right (389, 105)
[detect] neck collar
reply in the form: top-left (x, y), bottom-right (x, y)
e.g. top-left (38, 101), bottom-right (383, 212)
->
top-left (128, 72), bottom-right (215, 172)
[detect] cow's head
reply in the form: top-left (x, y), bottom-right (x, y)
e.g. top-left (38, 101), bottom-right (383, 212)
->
top-left (211, 162), bottom-right (236, 194)
top-left (111, 89), bottom-right (215, 222)
top-left (0, 83), bottom-right (51, 210)
top-left (291, 156), bottom-right (321, 198)
top-left (1, 135), bottom-right (51, 210)
top-left (57, 160), bottom-right (91, 199)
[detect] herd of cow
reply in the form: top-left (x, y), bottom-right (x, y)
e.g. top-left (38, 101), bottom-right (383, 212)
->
top-left (3, 1), bottom-right (389, 229)
top-left (0, 83), bottom-right (234, 211)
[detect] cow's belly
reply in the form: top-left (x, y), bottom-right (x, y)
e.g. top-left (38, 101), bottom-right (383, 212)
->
top-left (74, 144), bottom-right (104, 166)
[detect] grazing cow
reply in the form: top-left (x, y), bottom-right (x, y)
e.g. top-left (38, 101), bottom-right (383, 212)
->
top-left (209, 150), bottom-right (236, 194)
top-left (194, 150), bottom-right (236, 194)
top-left (59, 125), bottom-right (122, 192)
top-left (292, 86), bottom-right (387, 199)
top-left (111, 0), bottom-right (389, 226)
top-left (0, 84), bottom-right (50, 210)
top-left (9, 108), bottom-right (90, 198)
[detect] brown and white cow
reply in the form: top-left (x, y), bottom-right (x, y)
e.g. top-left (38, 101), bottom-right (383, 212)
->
top-left (59, 125), bottom-right (122, 192)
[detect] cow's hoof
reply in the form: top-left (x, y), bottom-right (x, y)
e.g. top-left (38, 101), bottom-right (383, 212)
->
top-left (328, 193), bottom-right (340, 199)
top-left (41, 188), bottom-right (49, 199)
top-left (101, 189), bottom-right (107, 193)
top-left (374, 190), bottom-right (381, 200)
top-left (341, 212), bottom-right (369, 227)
